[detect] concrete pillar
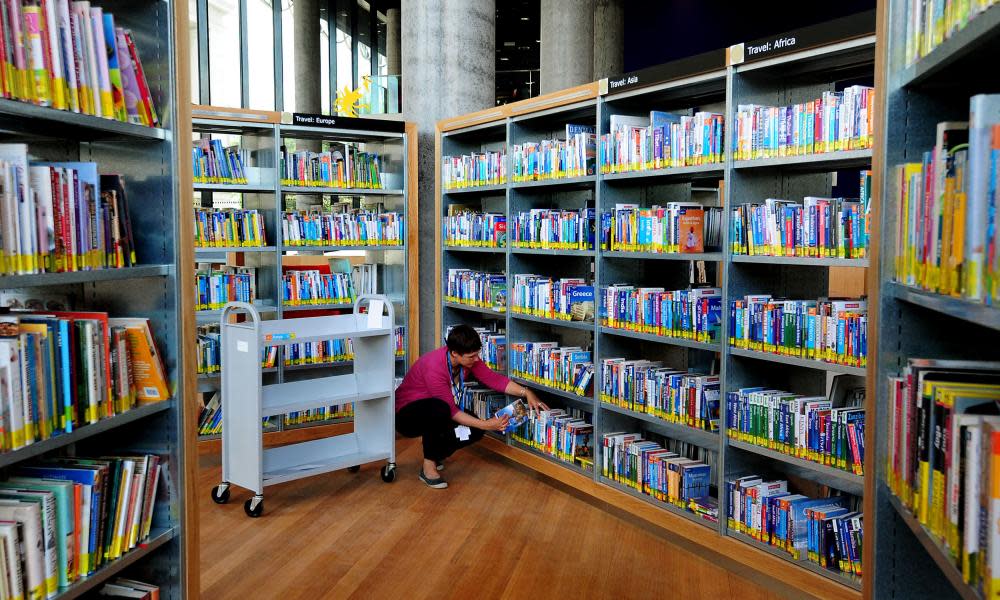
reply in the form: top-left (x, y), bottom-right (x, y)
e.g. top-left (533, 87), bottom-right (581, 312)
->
top-left (293, 0), bottom-right (322, 114)
top-left (386, 6), bottom-right (401, 76)
top-left (593, 0), bottom-right (624, 80)
top-left (402, 0), bottom-right (494, 354)
top-left (540, 0), bottom-right (594, 94)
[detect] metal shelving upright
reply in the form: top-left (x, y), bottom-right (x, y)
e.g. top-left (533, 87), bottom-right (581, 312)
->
top-left (191, 108), bottom-right (414, 443)
top-left (870, 3), bottom-right (1000, 599)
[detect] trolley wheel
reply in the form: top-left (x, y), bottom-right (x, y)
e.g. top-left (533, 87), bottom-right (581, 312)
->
top-left (244, 495), bottom-right (264, 518)
top-left (211, 483), bottom-right (230, 504)
top-left (380, 463), bottom-right (396, 483)
top-left (347, 465), bottom-right (361, 473)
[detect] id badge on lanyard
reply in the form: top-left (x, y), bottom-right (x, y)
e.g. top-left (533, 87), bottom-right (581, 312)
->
top-left (448, 352), bottom-right (465, 406)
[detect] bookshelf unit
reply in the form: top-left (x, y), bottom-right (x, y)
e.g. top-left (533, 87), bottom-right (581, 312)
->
top-left (191, 106), bottom-right (417, 447)
top-left (437, 25), bottom-right (876, 598)
top-left (870, 3), bottom-right (1000, 600)
top-left (0, 0), bottom-right (197, 597)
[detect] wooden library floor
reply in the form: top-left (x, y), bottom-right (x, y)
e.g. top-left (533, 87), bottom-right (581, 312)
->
top-left (199, 437), bottom-right (784, 599)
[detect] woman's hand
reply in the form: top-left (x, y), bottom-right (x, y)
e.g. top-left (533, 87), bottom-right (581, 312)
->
top-left (524, 389), bottom-right (549, 413)
top-left (482, 414), bottom-right (511, 432)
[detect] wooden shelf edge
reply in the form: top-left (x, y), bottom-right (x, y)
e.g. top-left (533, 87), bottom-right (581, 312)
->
top-left (197, 421), bottom-right (354, 454)
top-left (476, 436), bottom-right (861, 600)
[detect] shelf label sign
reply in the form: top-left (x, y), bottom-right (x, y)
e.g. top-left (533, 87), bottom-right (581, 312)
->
top-left (265, 333), bottom-right (296, 341)
top-left (287, 113), bottom-right (406, 134)
top-left (730, 9), bottom-right (875, 65)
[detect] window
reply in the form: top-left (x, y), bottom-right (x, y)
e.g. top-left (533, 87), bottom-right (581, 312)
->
top-left (247, 0), bottom-right (275, 110)
top-left (189, 0), bottom-right (199, 103)
top-left (208, 0), bottom-right (240, 108)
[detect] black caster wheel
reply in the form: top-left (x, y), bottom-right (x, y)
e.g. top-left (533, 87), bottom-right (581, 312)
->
top-left (244, 495), bottom-right (263, 518)
top-left (211, 483), bottom-right (230, 504)
top-left (348, 465), bottom-right (361, 473)
top-left (380, 464), bottom-right (396, 483)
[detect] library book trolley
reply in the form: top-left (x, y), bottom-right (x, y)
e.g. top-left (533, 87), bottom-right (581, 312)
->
top-left (211, 295), bottom-right (398, 517)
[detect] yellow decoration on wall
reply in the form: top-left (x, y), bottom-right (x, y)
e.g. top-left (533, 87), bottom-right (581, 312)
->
top-left (335, 76), bottom-right (371, 117)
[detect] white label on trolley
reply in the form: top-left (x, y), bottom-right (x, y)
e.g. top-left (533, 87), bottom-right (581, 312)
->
top-left (237, 341), bottom-right (249, 353)
top-left (367, 299), bottom-right (385, 328)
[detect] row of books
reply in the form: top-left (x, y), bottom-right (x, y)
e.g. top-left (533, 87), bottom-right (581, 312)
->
top-left (98, 578), bottom-right (160, 599)
top-left (281, 210), bottom-right (404, 247)
top-left (197, 324), bottom-right (405, 374)
top-left (509, 208), bottom-right (596, 251)
top-left (726, 476), bottom-right (861, 578)
top-left (0, 311), bottom-right (167, 452)
top-left (455, 384), bottom-right (507, 421)
top-left (0, 148), bottom-right (138, 275)
top-left (904, 0), bottom-right (998, 65)
top-left (281, 270), bottom-right (355, 306)
top-left (283, 403), bottom-right (354, 427)
top-left (731, 175), bottom-right (872, 259)
top-left (599, 359), bottom-right (720, 431)
top-left (194, 208), bottom-right (268, 248)
top-left (509, 342), bottom-right (594, 397)
top-left (602, 432), bottom-right (717, 520)
top-left (510, 406), bottom-right (594, 471)
top-left (885, 359), bottom-right (1000, 593)
top-left (441, 150), bottom-right (506, 189)
top-left (194, 265), bottom-right (256, 310)
top-left (892, 97), bottom-right (1000, 304)
top-left (600, 285), bottom-right (722, 342)
top-left (0, 454), bottom-right (164, 598)
top-left (279, 145), bottom-right (383, 189)
top-left (726, 384), bottom-right (865, 475)
top-left (197, 392), bottom-right (354, 435)
top-left (731, 87), bottom-right (875, 161)
top-left (604, 203), bottom-right (721, 254)
top-left (599, 111), bottom-right (725, 174)
top-left (192, 139), bottom-right (249, 185)
top-left (728, 296), bottom-right (868, 368)
top-left (442, 208), bottom-right (506, 248)
top-left (510, 276), bottom-right (594, 322)
top-left (468, 325), bottom-right (505, 371)
top-left (444, 269), bottom-right (506, 312)
top-left (510, 125), bottom-right (597, 182)
top-left (0, 2), bottom-right (158, 126)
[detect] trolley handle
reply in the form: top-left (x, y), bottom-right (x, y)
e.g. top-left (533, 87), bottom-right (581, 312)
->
top-left (220, 301), bottom-right (262, 331)
top-left (354, 294), bottom-right (394, 329)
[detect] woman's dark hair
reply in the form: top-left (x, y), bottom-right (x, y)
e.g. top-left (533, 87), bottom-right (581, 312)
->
top-left (446, 325), bottom-right (482, 355)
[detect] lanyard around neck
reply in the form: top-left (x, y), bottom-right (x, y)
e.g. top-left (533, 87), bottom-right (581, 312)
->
top-left (447, 351), bottom-right (465, 405)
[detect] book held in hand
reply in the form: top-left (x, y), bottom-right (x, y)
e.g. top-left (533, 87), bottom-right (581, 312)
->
top-left (494, 399), bottom-right (529, 434)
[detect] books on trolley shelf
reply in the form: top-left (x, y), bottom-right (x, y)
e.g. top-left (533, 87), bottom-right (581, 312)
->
top-left (197, 392), bottom-right (277, 436)
top-left (600, 285), bottom-right (722, 342)
top-left (511, 406), bottom-right (594, 470)
top-left (726, 376), bottom-right (866, 475)
top-left (893, 97), bottom-right (1000, 304)
top-left (194, 208), bottom-right (268, 248)
top-left (904, 0), bottom-right (999, 65)
top-left (283, 403), bottom-right (354, 426)
top-left (0, 310), bottom-right (167, 451)
top-left (0, 148), bottom-right (139, 274)
top-left (1, 452), bottom-right (165, 596)
top-left (98, 578), bottom-right (160, 599)
top-left (600, 111), bottom-right (725, 173)
top-left (603, 431), bottom-right (717, 520)
top-left (731, 172), bottom-right (871, 259)
top-left (280, 144), bottom-right (383, 189)
top-left (884, 359), bottom-right (1000, 592)
top-left (510, 275), bottom-right (594, 322)
top-left (192, 139), bottom-right (249, 184)
top-left (726, 475), bottom-right (862, 577)
top-left (194, 264), bottom-right (256, 310)
top-left (510, 124), bottom-right (596, 182)
top-left (602, 203), bottom-right (722, 254)
top-left (509, 342), bottom-right (594, 397)
top-left (442, 149), bottom-right (506, 189)
top-left (600, 358), bottom-right (720, 431)
top-left (281, 270), bottom-right (355, 306)
top-left (0, 2), bottom-right (159, 126)
top-left (728, 295), bottom-right (868, 368)
top-left (445, 269), bottom-right (506, 312)
top-left (732, 86), bottom-right (875, 160)
top-left (442, 206), bottom-right (506, 248)
top-left (281, 209), bottom-right (403, 247)
top-left (509, 208), bottom-right (596, 250)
